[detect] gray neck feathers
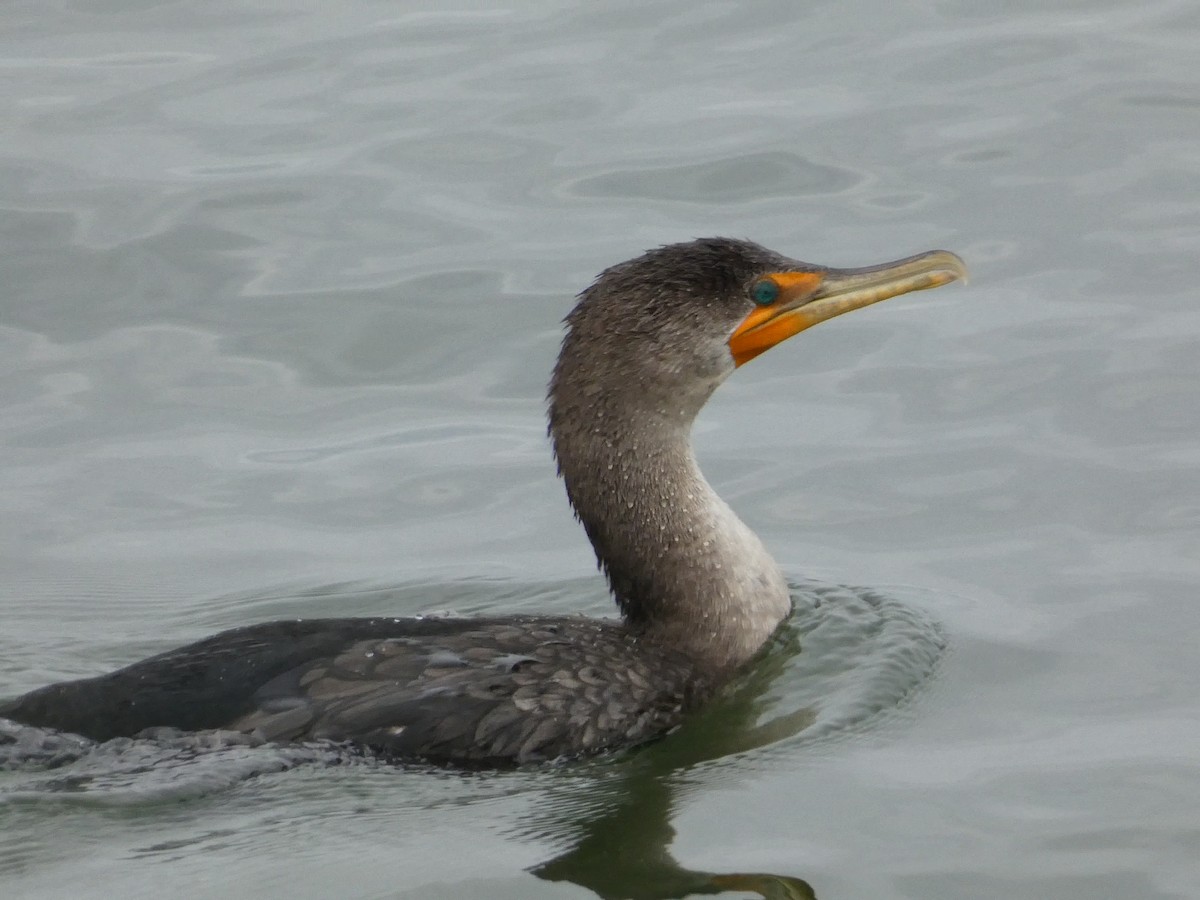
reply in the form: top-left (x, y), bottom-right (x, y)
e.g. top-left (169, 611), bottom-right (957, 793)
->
top-left (548, 332), bottom-right (790, 671)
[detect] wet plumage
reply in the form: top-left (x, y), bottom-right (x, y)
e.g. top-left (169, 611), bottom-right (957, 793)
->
top-left (4, 617), bottom-right (708, 764)
top-left (1, 238), bottom-right (966, 765)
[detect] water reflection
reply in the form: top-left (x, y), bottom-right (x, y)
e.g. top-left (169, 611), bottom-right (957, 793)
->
top-left (532, 769), bottom-right (817, 899)
top-left (530, 627), bottom-right (819, 899)
top-left (521, 578), bottom-right (946, 898)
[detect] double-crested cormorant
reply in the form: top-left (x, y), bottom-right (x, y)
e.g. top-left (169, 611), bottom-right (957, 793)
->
top-left (0, 238), bottom-right (966, 765)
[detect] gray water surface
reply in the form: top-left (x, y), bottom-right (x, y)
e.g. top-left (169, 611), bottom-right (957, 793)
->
top-left (3, 1), bottom-right (1199, 898)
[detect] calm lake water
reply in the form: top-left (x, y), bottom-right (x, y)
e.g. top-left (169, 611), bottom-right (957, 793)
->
top-left (3, 1), bottom-right (1199, 898)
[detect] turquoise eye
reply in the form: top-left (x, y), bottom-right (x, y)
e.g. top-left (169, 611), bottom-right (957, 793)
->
top-left (751, 279), bottom-right (779, 306)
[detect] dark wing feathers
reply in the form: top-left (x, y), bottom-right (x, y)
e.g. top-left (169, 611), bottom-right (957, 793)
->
top-left (3, 616), bottom-right (703, 764)
top-left (233, 621), bottom-right (697, 764)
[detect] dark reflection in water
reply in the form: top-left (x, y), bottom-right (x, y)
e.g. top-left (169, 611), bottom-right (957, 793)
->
top-left (523, 578), bottom-right (943, 898)
top-left (531, 626), bottom-right (820, 899)
top-left (533, 771), bottom-right (817, 899)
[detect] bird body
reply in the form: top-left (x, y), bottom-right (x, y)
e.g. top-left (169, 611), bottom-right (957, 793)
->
top-left (3, 616), bottom-right (707, 765)
top-left (1, 238), bottom-right (966, 765)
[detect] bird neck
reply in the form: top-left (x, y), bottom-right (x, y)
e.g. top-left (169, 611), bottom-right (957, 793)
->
top-left (549, 403), bottom-right (791, 673)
